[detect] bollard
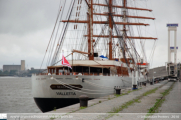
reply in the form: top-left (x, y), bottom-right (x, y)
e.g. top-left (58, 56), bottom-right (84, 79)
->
top-left (115, 88), bottom-right (121, 95)
top-left (79, 95), bottom-right (88, 107)
top-left (133, 85), bottom-right (137, 90)
top-left (150, 82), bottom-right (153, 85)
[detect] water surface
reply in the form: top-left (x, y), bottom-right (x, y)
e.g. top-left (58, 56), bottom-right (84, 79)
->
top-left (0, 77), bottom-right (41, 113)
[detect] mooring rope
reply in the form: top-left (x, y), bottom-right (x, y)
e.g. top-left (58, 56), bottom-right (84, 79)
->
top-left (53, 78), bottom-right (114, 94)
top-left (54, 77), bottom-right (113, 92)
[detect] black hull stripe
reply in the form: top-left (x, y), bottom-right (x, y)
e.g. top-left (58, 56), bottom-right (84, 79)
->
top-left (34, 98), bottom-right (93, 112)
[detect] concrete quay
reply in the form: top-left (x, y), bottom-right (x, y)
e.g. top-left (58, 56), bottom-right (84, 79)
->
top-left (45, 80), bottom-right (181, 120)
top-left (47, 81), bottom-right (167, 114)
top-left (158, 80), bottom-right (181, 113)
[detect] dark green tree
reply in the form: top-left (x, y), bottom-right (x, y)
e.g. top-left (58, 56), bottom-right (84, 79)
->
top-left (9, 70), bottom-right (17, 75)
top-left (3, 70), bottom-right (9, 75)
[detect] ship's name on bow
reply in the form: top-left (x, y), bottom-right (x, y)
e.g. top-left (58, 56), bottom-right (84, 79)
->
top-left (56, 92), bottom-right (76, 95)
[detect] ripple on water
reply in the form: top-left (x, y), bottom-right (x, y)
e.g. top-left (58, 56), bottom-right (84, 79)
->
top-left (0, 77), bottom-right (41, 113)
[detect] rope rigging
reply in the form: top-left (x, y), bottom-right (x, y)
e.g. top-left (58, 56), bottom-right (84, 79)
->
top-left (39, 0), bottom-right (63, 72)
top-left (53, 77), bottom-right (115, 94)
top-left (38, 0), bottom-right (157, 77)
top-left (53, 77), bottom-right (131, 94)
top-left (104, 0), bottom-right (135, 70)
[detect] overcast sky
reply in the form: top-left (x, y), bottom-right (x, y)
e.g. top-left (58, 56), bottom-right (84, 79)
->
top-left (0, 0), bottom-right (181, 69)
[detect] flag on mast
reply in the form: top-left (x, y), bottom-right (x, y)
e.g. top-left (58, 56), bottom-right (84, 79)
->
top-left (61, 51), bottom-right (72, 69)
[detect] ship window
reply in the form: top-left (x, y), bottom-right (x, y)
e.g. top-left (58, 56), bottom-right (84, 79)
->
top-left (71, 66), bottom-right (89, 73)
top-left (90, 67), bottom-right (102, 73)
top-left (63, 66), bottom-right (110, 75)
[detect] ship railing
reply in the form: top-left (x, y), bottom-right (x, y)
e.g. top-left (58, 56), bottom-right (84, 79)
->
top-left (37, 72), bottom-right (111, 76)
top-left (36, 72), bottom-right (128, 76)
top-left (36, 73), bottom-right (129, 77)
top-left (69, 72), bottom-right (111, 76)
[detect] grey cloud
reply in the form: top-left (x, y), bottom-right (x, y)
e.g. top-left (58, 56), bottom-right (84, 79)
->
top-left (0, 0), bottom-right (60, 35)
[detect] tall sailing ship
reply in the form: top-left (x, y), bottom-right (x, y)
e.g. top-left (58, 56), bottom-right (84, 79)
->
top-left (32, 0), bottom-right (157, 112)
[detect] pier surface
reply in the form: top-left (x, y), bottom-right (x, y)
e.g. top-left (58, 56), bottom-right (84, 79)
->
top-left (45, 80), bottom-right (181, 120)
top-left (158, 80), bottom-right (181, 113)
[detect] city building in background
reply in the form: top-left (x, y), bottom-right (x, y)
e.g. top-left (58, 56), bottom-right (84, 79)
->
top-left (1, 60), bottom-right (47, 77)
top-left (3, 60), bottom-right (25, 72)
top-left (21, 60), bottom-right (25, 71)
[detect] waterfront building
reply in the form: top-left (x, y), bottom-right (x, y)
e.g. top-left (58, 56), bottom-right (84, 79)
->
top-left (3, 60), bottom-right (25, 72)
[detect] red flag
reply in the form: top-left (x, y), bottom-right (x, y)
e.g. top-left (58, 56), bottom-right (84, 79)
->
top-left (61, 54), bottom-right (72, 69)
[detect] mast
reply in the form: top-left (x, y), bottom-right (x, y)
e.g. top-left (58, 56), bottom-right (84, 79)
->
top-left (88, 0), bottom-right (94, 60)
top-left (61, 0), bottom-right (157, 61)
top-left (123, 0), bottom-right (127, 57)
top-left (108, 0), bottom-right (113, 60)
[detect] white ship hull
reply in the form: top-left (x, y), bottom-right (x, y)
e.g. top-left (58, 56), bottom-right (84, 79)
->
top-left (32, 74), bottom-right (142, 112)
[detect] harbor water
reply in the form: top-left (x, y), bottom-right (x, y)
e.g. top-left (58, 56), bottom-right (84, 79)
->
top-left (0, 77), bottom-right (41, 113)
